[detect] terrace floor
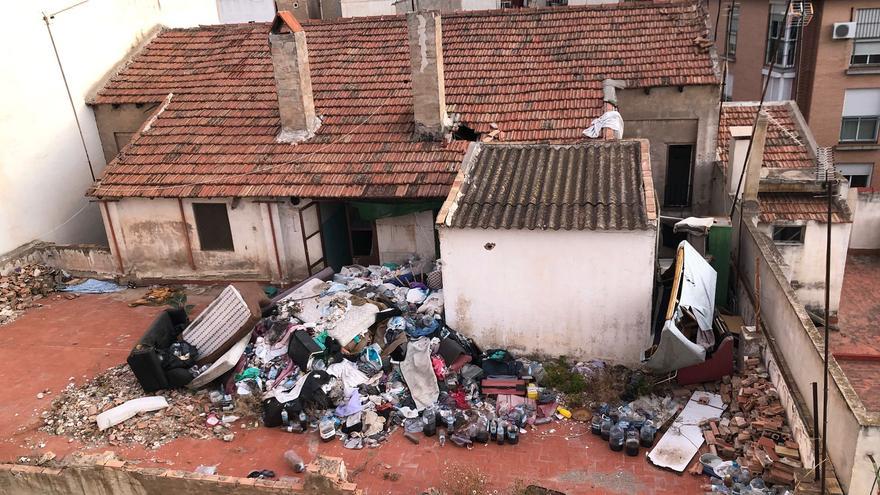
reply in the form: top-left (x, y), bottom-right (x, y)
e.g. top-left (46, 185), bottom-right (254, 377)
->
top-left (0, 286), bottom-right (704, 494)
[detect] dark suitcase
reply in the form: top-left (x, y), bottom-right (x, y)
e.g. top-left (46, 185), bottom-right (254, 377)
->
top-left (288, 329), bottom-right (322, 370)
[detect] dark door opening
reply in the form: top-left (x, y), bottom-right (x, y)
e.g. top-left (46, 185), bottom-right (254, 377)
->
top-left (664, 144), bottom-right (694, 208)
top-left (345, 205), bottom-right (379, 266)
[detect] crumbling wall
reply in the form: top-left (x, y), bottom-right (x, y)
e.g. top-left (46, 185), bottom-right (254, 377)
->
top-left (736, 220), bottom-right (880, 493)
top-left (850, 191), bottom-right (880, 251)
top-left (440, 227), bottom-right (656, 364)
top-left (102, 197), bottom-right (313, 282)
top-left (0, 241), bottom-right (116, 278)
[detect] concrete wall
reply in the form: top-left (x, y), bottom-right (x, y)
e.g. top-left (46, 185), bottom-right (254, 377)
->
top-left (0, 1), bottom-right (228, 258)
top-left (440, 227), bottom-right (657, 364)
top-left (619, 85), bottom-right (720, 217)
top-left (0, 241), bottom-right (116, 278)
top-left (736, 219), bottom-right (880, 493)
top-left (218, 0), bottom-right (276, 23)
top-left (850, 191), bottom-right (880, 251)
top-left (758, 220), bottom-right (851, 313)
top-left (341, 0), bottom-right (395, 16)
top-left (92, 103), bottom-right (160, 163)
top-left (101, 197), bottom-right (318, 282)
top-left (376, 211), bottom-right (436, 265)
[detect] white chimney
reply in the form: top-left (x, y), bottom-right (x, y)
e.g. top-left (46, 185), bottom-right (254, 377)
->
top-left (269, 11), bottom-right (320, 143)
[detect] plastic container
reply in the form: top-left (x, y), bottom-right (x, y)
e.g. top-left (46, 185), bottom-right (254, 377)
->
top-left (624, 429), bottom-right (639, 456)
top-left (600, 415), bottom-right (613, 441)
top-left (639, 420), bottom-right (656, 448)
top-left (590, 414), bottom-right (602, 435)
top-left (556, 407), bottom-right (572, 419)
top-left (489, 419), bottom-right (498, 441)
top-left (284, 449), bottom-right (305, 473)
top-left (319, 416), bottom-right (336, 442)
top-left (496, 421), bottom-right (506, 445)
top-left (423, 408), bottom-right (437, 437)
top-left (507, 424), bottom-right (519, 445)
top-left (527, 383), bottom-right (538, 400)
top-left (608, 422), bottom-right (624, 452)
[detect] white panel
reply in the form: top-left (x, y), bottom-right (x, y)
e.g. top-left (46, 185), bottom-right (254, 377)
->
top-left (843, 88), bottom-right (880, 117)
top-left (838, 163), bottom-right (873, 176)
top-left (218, 0), bottom-right (276, 23)
top-left (853, 40), bottom-right (880, 56)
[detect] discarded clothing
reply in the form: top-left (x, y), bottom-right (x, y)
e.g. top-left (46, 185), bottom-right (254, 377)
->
top-left (399, 337), bottom-right (439, 410)
top-left (60, 278), bottom-right (125, 294)
top-left (326, 360), bottom-right (368, 397)
top-left (583, 110), bottom-right (624, 139)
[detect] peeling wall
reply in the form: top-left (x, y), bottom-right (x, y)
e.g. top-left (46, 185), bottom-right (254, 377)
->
top-left (619, 85), bottom-right (720, 217)
top-left (440, 227), bottom-right (657, 364)
top-left (101, 197), bottom-right (318, 282)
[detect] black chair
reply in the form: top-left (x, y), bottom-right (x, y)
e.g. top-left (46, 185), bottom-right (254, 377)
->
top-left (127, 308), bottom-right (194, 392)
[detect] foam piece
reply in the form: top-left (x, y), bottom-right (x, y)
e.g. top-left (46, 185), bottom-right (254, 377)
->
top-left (96, 396), bottom-right (169, 431)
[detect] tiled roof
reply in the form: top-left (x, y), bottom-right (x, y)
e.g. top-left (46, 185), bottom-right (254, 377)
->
top-left (88, 2), bottom-right (718, 199)
top-left (443, 141), bottom-right (652, 230)
top-left (718, 103), bottom-right (814, 170)
top-left (759, 193), bottom-right (851, 223)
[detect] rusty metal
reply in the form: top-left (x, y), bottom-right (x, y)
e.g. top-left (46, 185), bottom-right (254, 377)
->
top-left (101, 201), bottom-right (125, 274)
top-left (265, 202), bottom-right (284, 280)
top-left (176, 199), bottom-right (197, 270)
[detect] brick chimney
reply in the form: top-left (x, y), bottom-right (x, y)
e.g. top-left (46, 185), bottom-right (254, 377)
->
top-left (406, 11), bottom-right (449, 141)
top-left (269, 11), bottom-right (320, 143)
top-left (743, 111), bottom-right (769, 204)
top-left (727, 110), bottom-right (768, 203)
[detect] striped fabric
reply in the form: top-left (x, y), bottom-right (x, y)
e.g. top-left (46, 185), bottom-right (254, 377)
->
top-left (182, 285), bottom-right (257, 365)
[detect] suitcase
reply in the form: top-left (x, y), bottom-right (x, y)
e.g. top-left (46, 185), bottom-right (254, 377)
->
top-left (288, 329), bottom-right (322, 370)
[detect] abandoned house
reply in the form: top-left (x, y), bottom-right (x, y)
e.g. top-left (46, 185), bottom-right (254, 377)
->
top-left (714, 101), bottom-right (853, 314)
top-left (86, 1), bottom-right (719, 283)
top-left (437, 140), bottom-right (657, 364)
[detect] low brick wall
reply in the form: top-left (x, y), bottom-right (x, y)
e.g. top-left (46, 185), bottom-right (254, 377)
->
top-left (0, 455), bottom-right (359, 495)
top-left (0, 241), bottom-right (116, 278)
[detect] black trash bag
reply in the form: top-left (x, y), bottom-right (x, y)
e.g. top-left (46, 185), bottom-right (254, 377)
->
top-left (160, 341), bottom-right (198, 371)
top-left (262, 397), bottom-right (302, 427)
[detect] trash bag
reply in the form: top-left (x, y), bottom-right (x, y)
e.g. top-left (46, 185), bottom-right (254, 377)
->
top-left (480, 349), bottom-right (521, 376)
top-left (261, 398), bottom-right (301, 427)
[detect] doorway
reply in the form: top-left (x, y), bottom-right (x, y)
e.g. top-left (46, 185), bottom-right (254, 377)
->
top-left (664, 144), bottom-right (694, 208)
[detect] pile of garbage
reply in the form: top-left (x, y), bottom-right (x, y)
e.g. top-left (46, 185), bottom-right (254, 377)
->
top-left (40, 365), bottom-right (258, 449)
top-left (0, 264), bottom-right (62, 325)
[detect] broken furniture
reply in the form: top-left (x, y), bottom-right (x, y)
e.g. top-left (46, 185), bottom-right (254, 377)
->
top-left (647, 391), bottom-right (727, 472)
top-left (128, 285), bottom-right (261, 393)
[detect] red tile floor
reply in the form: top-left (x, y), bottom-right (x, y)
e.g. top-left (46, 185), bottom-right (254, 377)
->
top-left (0, 287), bottom-right (704, 494)
top-left (835, 253), bottom-right (880, 412)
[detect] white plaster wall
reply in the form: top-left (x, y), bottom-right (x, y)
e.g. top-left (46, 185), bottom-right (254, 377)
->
top-left (340, 0), bottom-right (396, 16)
top-left (852, 426), bottom-right (880, 495)
top-left (104, 197), bottom-right (315, 281)
top-left (460, 0), bottom-right (497, 10)
top-left (760, 221), bottom-right (851, 312)
top-left (440, 227), bottom-right (657, 364)
top-left (217, 0), bottom-right (276, 23)
top-left (0, 0), bottom-right (224, 257)
top-left (850, 191), bottom-right (880, 250)
top-left (376, 211), bottom-right (436, 265)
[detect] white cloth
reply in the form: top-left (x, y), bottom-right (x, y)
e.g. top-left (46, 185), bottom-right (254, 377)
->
top-left (583, 110), bottom-right (624, 139)
top-left (326, 360), bottom-right (369, 397)
top-left (399, 337), bottom-right (439, 410)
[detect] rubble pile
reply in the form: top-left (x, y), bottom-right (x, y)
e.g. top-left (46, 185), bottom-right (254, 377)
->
top-left (41, 365), bottom-right (259, 449)
top-left (0, 264), bottom-right (60, 325)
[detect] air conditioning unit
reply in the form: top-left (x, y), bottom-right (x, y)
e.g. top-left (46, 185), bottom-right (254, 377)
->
top-left (833, 22), bottom-right (857, 39)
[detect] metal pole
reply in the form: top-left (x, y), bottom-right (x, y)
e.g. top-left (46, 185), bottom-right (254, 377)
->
top-left (820, 176), bottom-right (832, 494)
top-left (812, 381), bottom-right (820, 482)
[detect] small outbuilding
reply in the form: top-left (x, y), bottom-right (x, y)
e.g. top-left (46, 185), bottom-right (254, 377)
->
top-left (437, 140), bottom-right (659, 364)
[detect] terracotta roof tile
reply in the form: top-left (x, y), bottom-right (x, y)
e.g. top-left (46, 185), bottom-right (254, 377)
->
top-left (759, 193), bottom-right (850, 223)
top-left (89, 2), bottom-right (718, 199)
top-left (718, 103), bottom-right (813, 171)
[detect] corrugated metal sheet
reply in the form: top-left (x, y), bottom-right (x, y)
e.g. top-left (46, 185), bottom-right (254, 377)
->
top-left (856, 8), bottom-right (880, 39)
top-left (447, 142), bottom-right (649, 231)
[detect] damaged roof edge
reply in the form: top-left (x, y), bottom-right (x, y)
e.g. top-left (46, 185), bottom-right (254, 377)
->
top-left (436, 141), bottom-right (480, 228)
top-left (637, 138), bottom-right (658, 223)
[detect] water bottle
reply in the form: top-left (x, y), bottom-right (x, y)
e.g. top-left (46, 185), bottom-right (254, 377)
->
top-left (600, 414), bottom-right (613, 441)
top-left (299, 411), bottom-right (309, 431)
top-left (590, 414), bottom-right (602, 435)
top-left (446, 415), bottom-right (455, 434)
top-left (639, 420), bottom-right (656, 447)
top-left (609, 422), bottom-right (624, 451)
top-left (624, 428), bottom-right (639, 456)
top-left (283, 449), bottom-right (305, 473)
top-left (507, 423), bottom-right (519, 445)
top-left (438, 428), bottom-right (446, 446)
top-left (496, 421), bottom-right (506, 445)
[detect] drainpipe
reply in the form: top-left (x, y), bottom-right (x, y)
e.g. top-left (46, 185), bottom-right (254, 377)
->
top-left (42, 1), bottom-right (96, 182)
top-left (177, 199), bottom-right (196, 271)
top-left (101, 201), bottom-right (124, 274)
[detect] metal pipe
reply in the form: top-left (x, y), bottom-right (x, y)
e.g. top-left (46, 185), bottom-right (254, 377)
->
top-left (820, 175), bottom-right (832, 495)
top-left (42, 6), bottom-right (96, 182)
top-left (266, 203), bottom-right (284, 281)
top-left (101, 201), bottom-right (124, 274)
top-left (812, 381), bottom-right (820, 482)
top-left (177, 199), bottom-right (196, 271)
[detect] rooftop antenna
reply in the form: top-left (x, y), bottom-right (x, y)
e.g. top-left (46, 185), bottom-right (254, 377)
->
top-left (817, 145), bottom-right (834, 495)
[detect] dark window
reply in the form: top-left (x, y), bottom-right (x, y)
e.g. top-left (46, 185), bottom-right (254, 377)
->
top-left (772, 225), bottom-right (805, 244)
top-left (192, 203), bottom-right (234, 251)
top-left (838, 164), bottom-right (873, 188)
top-left (840, 116), bottom-right (880, 142)
top-left (664, 144), bottom-right (694, 207)
top-left (765, 7), bottom-right (798, 67)
top-left (726, 5), bottom-right (740, 58)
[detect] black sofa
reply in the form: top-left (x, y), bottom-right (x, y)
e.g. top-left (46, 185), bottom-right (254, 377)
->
top-left (127, 308), bottom-right (195, 393)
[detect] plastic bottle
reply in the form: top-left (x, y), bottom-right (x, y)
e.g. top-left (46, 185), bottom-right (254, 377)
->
top-left (298, 411), bottom-right (309, 431)
top-left (600, 414), bottom-right (613, 441)
top-left (423, 408), bottom-right (437, 437)
top-left (446, 415), bottom-right (455, 434)
top-left (438, 428), bottom-right (446, 447)
top-left (609, 422), bottom-right (624, 452)
top-left (507, 423), bottom-right (519, 445)
top-left (283, 449), bottom-right (305, 473)
top-left (639, 420), bottom-right (656, 447)
top-left (489, 419), bottom-right (498, 441)
top-left (527, 383), bottom-right (538, 400)
top-left (496, 421), bottom-right (506, 445)
top-left (590, 414), bottom-right (602, 435)
top-left (624, 428), bottom-right (639, 456)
